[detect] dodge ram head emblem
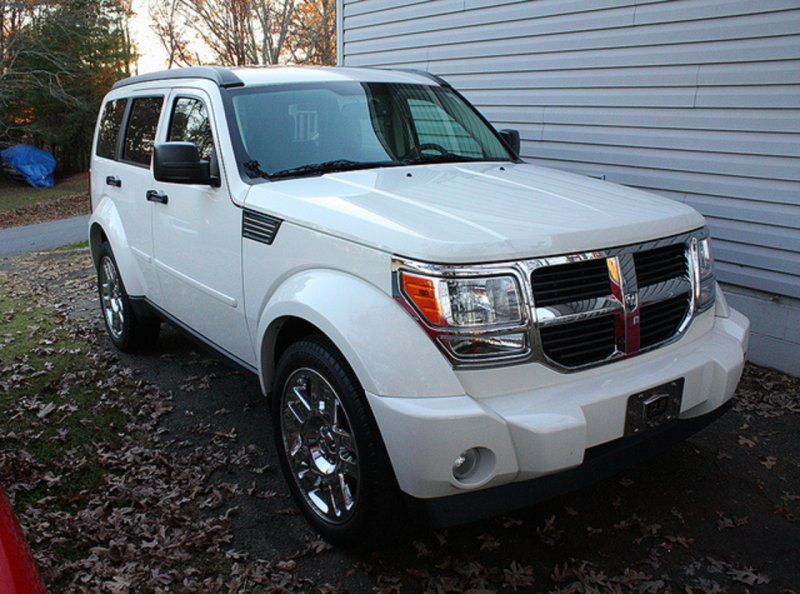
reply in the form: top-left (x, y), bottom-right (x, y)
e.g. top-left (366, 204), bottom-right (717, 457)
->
top-left (624, 291), bottom-right (639, 311)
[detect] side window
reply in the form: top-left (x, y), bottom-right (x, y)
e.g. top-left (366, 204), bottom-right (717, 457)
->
top-left (96, 99), bottom-right (127, 159)
top-left (122, 97), bottom-right (163, 166)
top-left (407, 98), bottom-right (482, 158)
top-left (169, 97), bottom-right (215, 161)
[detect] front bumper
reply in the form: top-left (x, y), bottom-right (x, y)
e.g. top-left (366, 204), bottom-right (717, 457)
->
top-left (409, 399), bottom-right (732, 527)
top-left (366, 307), bottom-right (748, 511)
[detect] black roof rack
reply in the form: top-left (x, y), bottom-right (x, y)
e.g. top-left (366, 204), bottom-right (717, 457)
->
top-left (112, 66), bottom-right (244, 90)
top-left (375, 67), bottom-right (451, 88)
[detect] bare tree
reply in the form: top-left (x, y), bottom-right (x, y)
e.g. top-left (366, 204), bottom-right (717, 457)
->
top-left (150, 0), bottom-right (300, 67)
top-left (253, 0), bottom-right (295, 65)
top-left (149, 0), bottom-right (195, 68)
top-left (288, 0), bottom-right (335, 65)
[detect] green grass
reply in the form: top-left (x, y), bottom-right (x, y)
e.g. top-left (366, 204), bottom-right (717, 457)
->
top-left (0, 275), bottom-right (130, 512)
top-left (0, 173), bottom-right (87, 212)
top-left (54, 240), bottom-right (90, 252)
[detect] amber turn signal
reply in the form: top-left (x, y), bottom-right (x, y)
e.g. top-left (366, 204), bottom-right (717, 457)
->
top-left (401, 273), bottom-right (445, 326)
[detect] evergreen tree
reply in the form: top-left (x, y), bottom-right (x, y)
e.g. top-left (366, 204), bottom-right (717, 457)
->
top-left (0, 0), bottom-right (135, 173)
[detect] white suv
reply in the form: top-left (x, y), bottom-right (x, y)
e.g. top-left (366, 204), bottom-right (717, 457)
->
top-left (89, 66), bottom-right (749, 544)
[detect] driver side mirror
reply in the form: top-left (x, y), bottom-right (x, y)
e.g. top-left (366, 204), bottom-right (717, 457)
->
top-left (498, 129), bottom-right (521, 158)
top-left (153, 142), bottom-right (220, 187)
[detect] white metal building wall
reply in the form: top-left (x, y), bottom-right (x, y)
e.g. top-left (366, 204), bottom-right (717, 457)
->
top-left (339, 0), bottom-right (800, 374)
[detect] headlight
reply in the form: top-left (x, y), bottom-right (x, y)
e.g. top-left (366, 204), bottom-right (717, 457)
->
top-left (395, 263), bottom-right (530, 362)
top-left (696, 236), bottom-right (716, 311)
top-left (401, 273), bottom-right (522, 327)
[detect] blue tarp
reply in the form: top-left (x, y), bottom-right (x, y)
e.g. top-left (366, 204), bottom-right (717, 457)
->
top-left (0, 144), bottom-right (56, 188)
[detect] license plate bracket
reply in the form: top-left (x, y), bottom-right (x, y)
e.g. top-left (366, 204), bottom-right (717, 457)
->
top-left (624, 378), bottom-right (684, 436)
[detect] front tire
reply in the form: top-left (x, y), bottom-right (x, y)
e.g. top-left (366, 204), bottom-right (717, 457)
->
top-left (272, 336), bottom-right (400, 546)
top-left (96, 242), bottom-right (160, 352)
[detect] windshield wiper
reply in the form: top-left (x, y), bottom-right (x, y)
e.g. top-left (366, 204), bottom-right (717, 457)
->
top-left (268, 159), bottom-right (396, 179)
top-left (244, 160), bottom-right (270, 178)
top-left (400, 153), bottom-right (486, 166)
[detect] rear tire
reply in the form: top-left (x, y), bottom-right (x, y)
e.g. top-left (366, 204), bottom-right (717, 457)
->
top-left (271, 335), bottom-right (401, 546)
top-left (96, 242), bottom-right (160, 352)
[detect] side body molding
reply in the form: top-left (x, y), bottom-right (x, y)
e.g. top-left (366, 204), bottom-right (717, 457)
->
top-left (89, 197), bottom-right (147, 296)
top-left (255, 269), bottom-right (464, 399)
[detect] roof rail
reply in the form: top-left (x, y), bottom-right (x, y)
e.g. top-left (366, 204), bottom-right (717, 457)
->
top-left (112, 66), bottom-right (244, 90)
top-left (372, 67), bottom-right (452, 88)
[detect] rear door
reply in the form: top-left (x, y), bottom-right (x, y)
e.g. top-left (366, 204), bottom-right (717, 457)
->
top-left (99, 92), bottom-right (167, 300)
top-left (150, 89), bottom-right (254, 366)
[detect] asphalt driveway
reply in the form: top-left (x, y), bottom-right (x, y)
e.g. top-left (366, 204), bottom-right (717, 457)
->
top-left (0, 214), bottom-right (89, 256)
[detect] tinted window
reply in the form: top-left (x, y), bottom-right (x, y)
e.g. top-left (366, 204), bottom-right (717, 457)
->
top-left (228, 82), bottom-right (511, 178)
top-left (96, 99), bottom-right (127, 159)
top-left (123, 97), bottom-right (163, 166)
top-left (407, 98), bottom-right (482, 158)
top-left (168, 97), bottom-right (215, 161)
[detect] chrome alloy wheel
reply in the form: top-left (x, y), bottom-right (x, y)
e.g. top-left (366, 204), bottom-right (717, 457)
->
top-left (280, 368), bottom-right (360, 524)
top-left (99, 256), bottom-right (125, 340)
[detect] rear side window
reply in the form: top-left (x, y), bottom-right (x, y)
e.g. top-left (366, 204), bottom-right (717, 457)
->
top-left (96, 99), bottom-right (127, 159)
top-left (168, 97), bottom-right (215, 161)
top-left (123, 97), bottom-right (164, 166)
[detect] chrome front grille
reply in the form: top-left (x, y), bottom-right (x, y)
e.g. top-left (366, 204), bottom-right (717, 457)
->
top-left (529, 230), bottom-right (704, 371)
top-left (393, 228), bottom-right (713, 370)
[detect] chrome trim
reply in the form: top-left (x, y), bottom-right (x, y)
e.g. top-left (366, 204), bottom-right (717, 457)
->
top-left (695, 236), bottom-right (716, 314)
top-left (639, 278), bottom-right (692, 306)
top-left (393, 227), bottom-right (714, 370)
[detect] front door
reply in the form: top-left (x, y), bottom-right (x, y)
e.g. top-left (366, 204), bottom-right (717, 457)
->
top-left (150, 90), bottom-right (254, 366)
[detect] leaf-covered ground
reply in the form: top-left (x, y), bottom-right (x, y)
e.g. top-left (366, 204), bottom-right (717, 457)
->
top-left (1, 248), bottom-right (798, 593)
top-left (0, 174), bottom-right (89, 228)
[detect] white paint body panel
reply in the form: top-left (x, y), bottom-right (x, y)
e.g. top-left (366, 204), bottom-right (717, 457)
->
top-left (245, 162), bottom-right (704, 263)
top-left (241, 219), bottom-right (463, 398)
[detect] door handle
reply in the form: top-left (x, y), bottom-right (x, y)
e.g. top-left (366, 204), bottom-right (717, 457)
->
top-left (146, 190), bottom-right (168, 205)
top-left (106, 176), bottom-right (122, 188)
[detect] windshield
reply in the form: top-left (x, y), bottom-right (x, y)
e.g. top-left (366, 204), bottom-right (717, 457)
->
top-left (225, 81), bottom-right (514, 179)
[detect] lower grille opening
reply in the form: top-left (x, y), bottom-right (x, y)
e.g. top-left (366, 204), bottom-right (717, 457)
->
top-left (540, 315), bottom-right (616, 367)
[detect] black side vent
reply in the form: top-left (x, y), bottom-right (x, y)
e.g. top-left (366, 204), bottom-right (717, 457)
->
top-left (531, 258), bottom-right (610, 307)
top-left (243, 209), bottom-right (282, 245)
top-left (634, 244), bottom-right (687, 288)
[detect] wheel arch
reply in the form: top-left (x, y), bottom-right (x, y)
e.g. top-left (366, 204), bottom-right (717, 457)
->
top-left (88, 199), bottom-right (147, 296)
top-left (255, 269), bottom-right (463, 400)
top-left (260, 316), bottom-right (323, 397)
top-left (89, 222), bottom-right (108, 268)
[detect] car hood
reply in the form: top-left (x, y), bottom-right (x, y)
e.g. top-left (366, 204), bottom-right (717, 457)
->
top-left (243, 162), bottom-right (704, 263)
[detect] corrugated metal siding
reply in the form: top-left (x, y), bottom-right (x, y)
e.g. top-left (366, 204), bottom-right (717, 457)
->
top-left (341, 0), bottom-right (800, 300)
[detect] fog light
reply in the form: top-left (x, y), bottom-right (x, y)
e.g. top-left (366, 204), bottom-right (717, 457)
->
top-left (452, 448), bottom-right (480, 481)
